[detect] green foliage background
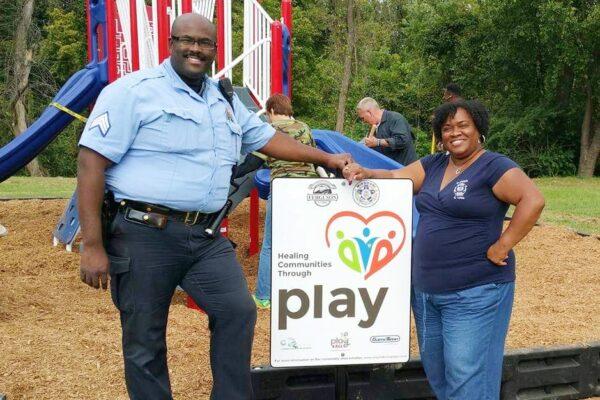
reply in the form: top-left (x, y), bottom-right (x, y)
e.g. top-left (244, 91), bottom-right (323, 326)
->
top-left (0, 0), bottom-right (86, 176)
top-left (0, 0), bottom-right (597, 177)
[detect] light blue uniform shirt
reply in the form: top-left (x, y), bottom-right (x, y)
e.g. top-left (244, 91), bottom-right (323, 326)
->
top-left (79, 59), bottom-right (275, 212)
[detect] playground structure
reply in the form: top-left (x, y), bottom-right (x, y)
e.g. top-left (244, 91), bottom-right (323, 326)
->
top-left (0, 1), bottom-right (598, 399)
top-left (0, 0), bottom-right (296, 254)
top-left (0, 0), bottom-right (412, 253)
top-left (0, 0), bottom-right (415, 314)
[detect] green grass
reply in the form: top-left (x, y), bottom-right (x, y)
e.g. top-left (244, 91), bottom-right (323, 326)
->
top-left (0, 176), bottom-right (598, 235)
top-left (532, 177), bottom-right (600, 236)
top-left (0, 176), bottom-right (76, 199)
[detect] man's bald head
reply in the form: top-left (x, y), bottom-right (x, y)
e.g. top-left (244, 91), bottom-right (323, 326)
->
top-left (171, 13), bottom-right (216, 41)
top-left (169, 13), bottom-right (217, 82)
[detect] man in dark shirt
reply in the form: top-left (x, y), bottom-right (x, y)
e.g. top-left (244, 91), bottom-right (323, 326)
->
top-left (356, 97), bottom-right (418, 166)
top-left (443, 83), bottom-right (463, 103)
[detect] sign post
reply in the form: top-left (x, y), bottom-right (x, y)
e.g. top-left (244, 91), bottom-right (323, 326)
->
top-left (271, 178), bottom-right (413, 377)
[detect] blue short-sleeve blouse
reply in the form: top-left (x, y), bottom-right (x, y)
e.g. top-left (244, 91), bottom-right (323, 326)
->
top-left (413, 151), bottom-right (519, 293)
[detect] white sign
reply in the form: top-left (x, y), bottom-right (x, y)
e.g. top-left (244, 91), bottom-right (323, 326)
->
top-left (270, 178), bottom-right (413, 367)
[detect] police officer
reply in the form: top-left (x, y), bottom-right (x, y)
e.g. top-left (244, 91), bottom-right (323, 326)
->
top-left (356, 97), bottom-right (418, 166)
top-left (77, 14), bottom-right (350, 400)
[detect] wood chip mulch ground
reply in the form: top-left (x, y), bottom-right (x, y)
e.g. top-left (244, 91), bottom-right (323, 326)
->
top-left (0, 199), bottom-right (598, 399)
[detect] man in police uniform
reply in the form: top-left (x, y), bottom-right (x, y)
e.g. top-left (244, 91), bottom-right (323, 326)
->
top-left (356, 97), bottom-right (418, 166)
top-left (77, 14), bottom-right (350, 400)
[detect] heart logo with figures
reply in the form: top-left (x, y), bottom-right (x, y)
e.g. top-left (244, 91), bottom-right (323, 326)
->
top-left (325, 211), bottom-right (407, 280)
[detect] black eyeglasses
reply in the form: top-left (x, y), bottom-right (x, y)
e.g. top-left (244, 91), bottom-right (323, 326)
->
top-left (171, 35), bottom-right (216, 49)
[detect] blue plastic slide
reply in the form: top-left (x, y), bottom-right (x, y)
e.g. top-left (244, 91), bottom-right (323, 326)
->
top-left (312, 129), bottom-right (403, 170)
top-left (0, 62), bottom-right (108, 183)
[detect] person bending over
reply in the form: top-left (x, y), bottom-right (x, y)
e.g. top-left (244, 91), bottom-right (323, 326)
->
top-left (356, 97), bottom-right (418, 166)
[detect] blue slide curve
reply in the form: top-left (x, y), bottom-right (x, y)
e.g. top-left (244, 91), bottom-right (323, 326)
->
top-left (0, 0), bottom-right (110, 182)
top-left (312, 129), bottom-right (403, 170)
top-left (0, 62), bottom-right (108, 182)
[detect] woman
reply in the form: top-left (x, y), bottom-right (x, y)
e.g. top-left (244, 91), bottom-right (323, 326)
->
top-left (343, 100), bottom-right (544, 399)
top-left (252, 94), bottom-right (319, 309)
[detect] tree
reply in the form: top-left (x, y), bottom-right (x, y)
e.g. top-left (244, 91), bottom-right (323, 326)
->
top-left (579, 80), bottom-right (599, 176)
top-left (8, 0), bottom-right (44, 176)
top-left (576, 2), bottom-right (599, 176)
top-left (394, 0), bottom-right (597, 176)
top-left (0, 0), bottom-right (594, 177)
top-left (335, 0), bottom-right (356, 133)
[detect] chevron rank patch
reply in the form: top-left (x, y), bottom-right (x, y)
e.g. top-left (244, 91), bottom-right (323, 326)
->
top-left (89, 112), bottom-right (111, 137)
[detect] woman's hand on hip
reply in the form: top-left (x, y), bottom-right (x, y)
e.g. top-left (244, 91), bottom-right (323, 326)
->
top-left (487, 241), bottom-right (510, 266)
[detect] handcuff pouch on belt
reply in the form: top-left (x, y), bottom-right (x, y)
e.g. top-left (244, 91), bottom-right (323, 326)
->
top-left (124, 207), bottom-right (168, 229)
top-left (101, 191), bottom-right (118, 246)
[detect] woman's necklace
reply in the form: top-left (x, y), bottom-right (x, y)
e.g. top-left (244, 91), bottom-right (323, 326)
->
top-left (449, 147), bottom-right (483, 175)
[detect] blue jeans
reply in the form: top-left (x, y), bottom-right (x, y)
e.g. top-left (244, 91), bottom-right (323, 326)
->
top-left (255, 195), bottom-right (272, 300)
top-left (412, 282), bottom-right (515, 400)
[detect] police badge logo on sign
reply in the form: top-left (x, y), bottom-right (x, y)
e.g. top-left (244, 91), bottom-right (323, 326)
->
top-left (352, 180), bottom-right (380, 207)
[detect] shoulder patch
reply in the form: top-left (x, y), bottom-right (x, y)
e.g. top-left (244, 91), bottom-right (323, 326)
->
top-left (89, 112), bottom-right (111, 137)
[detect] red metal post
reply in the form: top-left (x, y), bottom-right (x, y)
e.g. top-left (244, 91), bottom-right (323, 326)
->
top-left (216, 0), bottom-right (225, 70)
top-left (270, 21), bottom-right (283, 95)
top-left (129, 0), bottom-right (140, 71)
top-left (281, 0), bottom-right (293, 36)
top-left (105, 0), bottom-right (118, 82)
top-left (248, 189), bottom-right (260, 256)
top-left (185, 297), bottom-right (206, 313)
top-left (85, 0), bottom-right (92, 62)
top-left (181, 0), bottom-right (193, 13)
top-left (281, 0), bottom-right (293, 99)
top-left (220, 218), bottom-right (229, 237)
top-left (157, 0), bottom-right (171, 62)
top-left (185, 0), bottom-right (221, 313)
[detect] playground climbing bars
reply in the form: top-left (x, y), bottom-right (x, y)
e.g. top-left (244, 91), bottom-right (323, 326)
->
top-left (93, 0), bottom-right (226, 82)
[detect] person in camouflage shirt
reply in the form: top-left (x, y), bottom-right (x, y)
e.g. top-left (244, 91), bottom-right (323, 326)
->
top-left (266, 122), bottom-right (317, 179)
top-left (253, 94), bottom-right (318, 309)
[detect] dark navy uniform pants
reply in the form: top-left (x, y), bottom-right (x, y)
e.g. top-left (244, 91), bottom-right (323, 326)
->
top-left (106, 209), bottom-right (257, 400)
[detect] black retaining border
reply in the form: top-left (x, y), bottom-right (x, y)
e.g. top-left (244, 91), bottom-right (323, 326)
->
top-left (251, 342), bottom-right (600, 399)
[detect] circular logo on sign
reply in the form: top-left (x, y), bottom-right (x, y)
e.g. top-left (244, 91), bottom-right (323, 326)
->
top-left (307, 181), bottom-right (338, 207)
top-left (352, 180), bottom-right (380, 207)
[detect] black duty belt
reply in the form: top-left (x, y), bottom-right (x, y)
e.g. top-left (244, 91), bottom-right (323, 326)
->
top-left (118, 199), bottom-right (213, 228)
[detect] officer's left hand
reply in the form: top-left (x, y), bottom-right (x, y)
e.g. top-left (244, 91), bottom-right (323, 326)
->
top-left (325, 153), bottom-right (352, 172)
